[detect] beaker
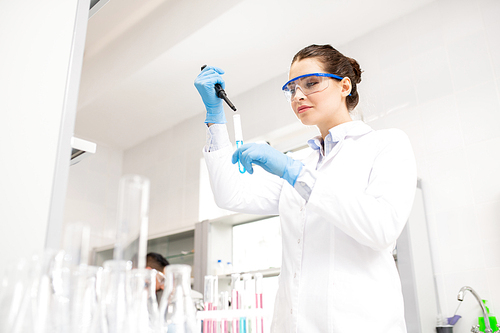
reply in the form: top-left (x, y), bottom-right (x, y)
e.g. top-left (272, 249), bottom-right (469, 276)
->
top-left (160, 265), bottom-right (197, 333)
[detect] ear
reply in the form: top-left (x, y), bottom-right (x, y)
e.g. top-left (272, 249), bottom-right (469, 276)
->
top-left (340, 77), bottom-right (352, 97)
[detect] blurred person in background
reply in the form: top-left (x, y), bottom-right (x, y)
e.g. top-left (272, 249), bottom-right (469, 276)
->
top-left (146, 252), bottom-right (169, 302)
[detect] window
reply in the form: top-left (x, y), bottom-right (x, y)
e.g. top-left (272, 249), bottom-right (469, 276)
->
top-left (232, 216), bottom-right (282, 273)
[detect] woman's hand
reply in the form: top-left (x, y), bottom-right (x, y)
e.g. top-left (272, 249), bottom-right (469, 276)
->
top-left (232, 143), bottom-right (303, 186)
top-left (194, 66), bottom-right (226, 124)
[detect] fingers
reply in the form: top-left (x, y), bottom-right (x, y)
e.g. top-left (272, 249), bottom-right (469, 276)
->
top-left (201, 65), bottom-right (225, 75)
top-left (195, 68), bottom-right (226, 91)
top-left (232, 143), bottom-right (260, 174)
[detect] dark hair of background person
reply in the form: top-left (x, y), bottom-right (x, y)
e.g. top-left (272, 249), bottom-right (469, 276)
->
top-left (146, 252), bottom-right (170, 272)
top-left (291, 44), bottom-right (363, 112)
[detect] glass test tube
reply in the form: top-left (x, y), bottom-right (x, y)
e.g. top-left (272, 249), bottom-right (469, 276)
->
top-left (255, 273), bottom-right (264, 333)
top-left (242, 274), bottom-right (252, 333)
top-left (204, 275), bottom-right (214, 333)
top-left (213, 275), bottom-right (218, 333)
top-left (231, 273), bottom-right (240, 333)
top-left (233, 114), bottom-right (245, 173)
top-left (220, 291), bottom-right (229, 333)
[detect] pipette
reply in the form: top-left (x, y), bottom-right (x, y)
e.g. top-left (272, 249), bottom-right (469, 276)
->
top-left (233, 114), bottom-right (246, 173)
top-left (200, 65), bottom-right (237, 111)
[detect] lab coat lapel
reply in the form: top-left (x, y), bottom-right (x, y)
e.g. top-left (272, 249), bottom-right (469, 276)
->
top-left (317, 121), bottom-right (373, 169)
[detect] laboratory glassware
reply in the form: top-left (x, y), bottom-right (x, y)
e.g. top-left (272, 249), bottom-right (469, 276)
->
top-left (230, 273), bottom-right (240, 333)
top-left (128, 268), bottom-right (160, 333)
top-left (62, 222), bottom-right (102, 333)
top-left (203, 275), bottom-right (215, 333)
top-left (233, 114), bottom-right (245, 173)
top-left (254, 273), bottom-right (264, 333)
top-left (94, 174), bottom-right (150, 333)
top-left (158, 267), bottom-right (172, 331)
top-left (213, 275), bottom-right (218, 332)
top-left (6, 250), bottom-right (68, 333)
top-left (160, 265), bottom-right (197, 333)
top-left (70, 264), bottom-right (102, 333)
top-left (63, 222), bottom-right (91, 267)
top-left (220, 291), bottom-right (229, 333)
top-left (98, 259), bottom-right (133, 333)
top-left (241, 273), bottom-right (253, 333)
top-left (0, 259), bottom-right (24, 332)
top-left (115, 174), bottom-right (150, 268)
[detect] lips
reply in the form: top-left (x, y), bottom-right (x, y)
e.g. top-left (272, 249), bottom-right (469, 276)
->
top-left (297, 105), bottom-right (311, 114)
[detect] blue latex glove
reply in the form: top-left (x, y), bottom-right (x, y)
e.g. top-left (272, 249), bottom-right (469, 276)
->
top-left (194, 66), bottom-right (226, 124)
top-left (232, 143), bottom-right (303, 186)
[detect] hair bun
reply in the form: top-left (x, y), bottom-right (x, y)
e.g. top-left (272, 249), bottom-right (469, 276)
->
top-left (348, 57), bottom-right (362, 84)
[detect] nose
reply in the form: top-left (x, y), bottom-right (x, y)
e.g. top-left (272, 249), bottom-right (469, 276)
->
top-left (292, 86), bottom-right (306, 102)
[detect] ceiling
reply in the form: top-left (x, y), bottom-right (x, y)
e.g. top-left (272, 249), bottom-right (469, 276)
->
top-left (76, 0), bottom-right (435, 150)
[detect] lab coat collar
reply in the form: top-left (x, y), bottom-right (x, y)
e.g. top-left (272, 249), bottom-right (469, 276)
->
top-left (307, 120), bottom-right (372, 150)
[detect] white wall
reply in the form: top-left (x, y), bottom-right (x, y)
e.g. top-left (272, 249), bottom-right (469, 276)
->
top-left (343, 0), bottom-right (500, 330)
top-left (0, 0), bottom-right (81, 269)
top-left (65, 0), bottom-right (499, 330)
top-left (121, 113), bottom-right (207, 238)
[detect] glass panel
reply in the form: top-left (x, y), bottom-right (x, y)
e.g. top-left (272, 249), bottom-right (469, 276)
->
top-left (232, 216), bottom-right (282, 273)
top-left (93, 230), bottom-right (195, 274)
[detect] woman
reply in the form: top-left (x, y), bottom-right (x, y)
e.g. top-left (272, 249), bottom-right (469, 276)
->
top-left (195, 44), bottom-right (416, 333)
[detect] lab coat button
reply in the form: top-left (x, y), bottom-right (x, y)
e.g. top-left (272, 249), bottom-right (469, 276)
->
top-left (297, 239), bottom-right (300, 244)
top-left (294, 273), bottom-right (297, 278)
top-left (290, 309), bottom-right (293, 314)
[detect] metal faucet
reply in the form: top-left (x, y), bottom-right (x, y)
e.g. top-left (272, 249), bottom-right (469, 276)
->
top-left (457, 286), bottom-right (496, 333)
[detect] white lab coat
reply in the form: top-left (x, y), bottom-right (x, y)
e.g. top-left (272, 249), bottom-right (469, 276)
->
top-left (203, 121), bottom-right (417, 333)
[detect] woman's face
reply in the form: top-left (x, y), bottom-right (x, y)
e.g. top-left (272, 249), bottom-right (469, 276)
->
top-left (288, 58), bottom-right (351, 135)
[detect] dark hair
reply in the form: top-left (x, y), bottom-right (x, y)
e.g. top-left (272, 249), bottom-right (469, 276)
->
top-left (146, 252), bottom-right (170, 272)
top-left (292, 44), bottom-right (362, 111)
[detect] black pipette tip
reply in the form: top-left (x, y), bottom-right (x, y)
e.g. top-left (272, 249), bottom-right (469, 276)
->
top-left (200, 65), bottom-right (237, 111)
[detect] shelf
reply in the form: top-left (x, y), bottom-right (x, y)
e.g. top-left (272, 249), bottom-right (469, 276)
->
top-left (216, 267), bottom-right (280, 279)
top-left (165, 251), bottom-right (194, 260)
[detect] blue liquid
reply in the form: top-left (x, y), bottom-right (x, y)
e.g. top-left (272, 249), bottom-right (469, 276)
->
top-left (236, 140), bottom-right (245, 173)
top-left (240, 317), bottom-right (246, 333)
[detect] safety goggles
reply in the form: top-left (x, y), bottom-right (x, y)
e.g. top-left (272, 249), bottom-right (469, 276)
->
top-left (282, 73), bottom-right (344, 102)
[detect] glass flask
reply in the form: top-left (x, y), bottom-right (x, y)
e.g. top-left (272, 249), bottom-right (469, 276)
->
top-left (70, 265), bottom-right (102, 333)
top-left (128, 268), bottom-right (160, 333)
top-left (2, 249), bottom-right (64, 333)
top-left (0, 257), bottom-right (33, 333)
top-left (159, 265), bottom-right (197, 333)
top-left (98, 260), bottom-right (133, 333)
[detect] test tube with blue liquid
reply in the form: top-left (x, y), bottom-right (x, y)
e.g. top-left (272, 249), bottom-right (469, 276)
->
top-left (233, 114), bottom-right (245, 173)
